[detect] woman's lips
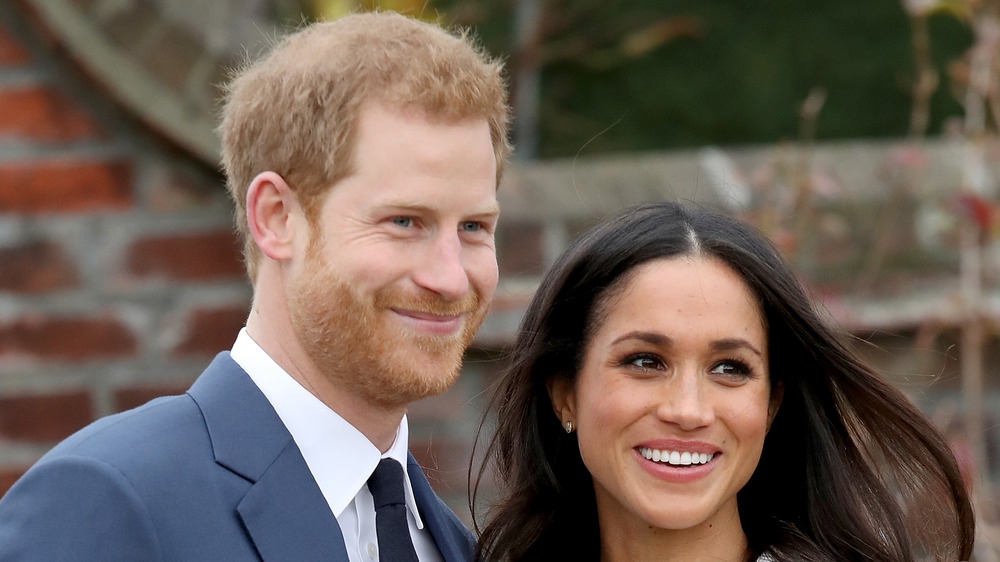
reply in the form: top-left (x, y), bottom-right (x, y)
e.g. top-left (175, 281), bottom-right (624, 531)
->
top-left (633, 440), bottom-right (720, 483)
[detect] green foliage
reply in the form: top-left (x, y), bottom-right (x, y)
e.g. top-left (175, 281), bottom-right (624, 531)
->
top-left (442, 0), bottom-right (974, 158)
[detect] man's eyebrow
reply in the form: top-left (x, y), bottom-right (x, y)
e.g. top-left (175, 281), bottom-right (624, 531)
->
top-left (475, 201), bottom-right (501, 216)
top-left (376, 200), bottom-right (500, 217)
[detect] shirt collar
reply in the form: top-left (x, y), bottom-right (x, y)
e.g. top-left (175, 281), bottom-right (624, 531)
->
top-left (230, 328), bottom-right (424, 528)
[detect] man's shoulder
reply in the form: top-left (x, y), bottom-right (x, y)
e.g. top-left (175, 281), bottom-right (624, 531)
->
top-left (3, 358), bottom-right (238, 514)
top-left (38, 390), bottom-right (208, 472)
top-left (40, 352), bottom-right (246, 468)
top-left (0, 355), bottom-right (270, 559)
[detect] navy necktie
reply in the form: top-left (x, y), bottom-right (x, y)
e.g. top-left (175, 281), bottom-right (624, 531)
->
top-left (367, 458), bottom-right (420, 562)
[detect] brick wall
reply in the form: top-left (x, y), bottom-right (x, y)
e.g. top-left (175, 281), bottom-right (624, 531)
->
top-left (0, 4), bottom-right (540, 525)
top-left (0, 6), bottom-right (252, 494)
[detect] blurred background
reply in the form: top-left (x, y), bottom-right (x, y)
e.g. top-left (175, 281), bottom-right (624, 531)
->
top-left (0, 0), bottom-right (998, 556)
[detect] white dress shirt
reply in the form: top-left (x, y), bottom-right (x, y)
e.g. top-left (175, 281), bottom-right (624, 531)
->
top-left (231, 328), bottom-right (444, 562)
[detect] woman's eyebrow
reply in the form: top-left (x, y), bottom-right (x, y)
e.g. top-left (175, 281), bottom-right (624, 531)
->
top-left (609, 332), bottom-right (763, 358)
top-left (610, 331), bottom-right (670, 347)
top-left (710, 338), bottom-right (763, 357)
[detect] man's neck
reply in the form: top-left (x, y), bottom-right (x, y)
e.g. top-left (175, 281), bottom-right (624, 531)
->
top-left (245, 302), bottom-right (406, 453)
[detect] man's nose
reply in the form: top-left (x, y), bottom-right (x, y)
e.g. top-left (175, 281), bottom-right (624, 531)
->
top-left (411, 230), bottom-right (470, 301)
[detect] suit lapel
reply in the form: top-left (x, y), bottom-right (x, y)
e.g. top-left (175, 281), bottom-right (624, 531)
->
top-left (189, 353), bottom-right (349, 562)
top-left (237, 440), bottom-right (349, 561)
top-left (407, 454), bottom-right (475, 562)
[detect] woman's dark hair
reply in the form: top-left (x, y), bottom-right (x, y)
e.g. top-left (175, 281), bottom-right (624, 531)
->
top-left (471, 201), bottom-right (974, 561)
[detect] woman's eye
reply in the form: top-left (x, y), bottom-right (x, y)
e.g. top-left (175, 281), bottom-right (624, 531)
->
top-left (623, 353), bottom-right (663, 370)
top-left (709, 360), bottom-right (752, 378)
top-left (391, 216), bottom-right (413, 227)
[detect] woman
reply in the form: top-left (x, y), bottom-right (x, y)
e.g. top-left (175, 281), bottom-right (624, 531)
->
top-left (473, 201), bottom-right (974, 561)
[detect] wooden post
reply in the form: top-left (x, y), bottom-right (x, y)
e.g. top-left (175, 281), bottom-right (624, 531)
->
top-left (959, 221), bottom-right (989, 512)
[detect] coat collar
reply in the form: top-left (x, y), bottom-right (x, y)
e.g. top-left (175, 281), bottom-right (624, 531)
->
top-left (189, 353), bottom-right (349, 561)
top-left (189, 352), bottom-right (474, 562)
top-left (407, 455), bottom-right (476, 562)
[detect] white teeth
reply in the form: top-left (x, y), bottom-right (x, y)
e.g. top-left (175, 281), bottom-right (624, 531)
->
top-left (638, 447), bottom-right (715, 466)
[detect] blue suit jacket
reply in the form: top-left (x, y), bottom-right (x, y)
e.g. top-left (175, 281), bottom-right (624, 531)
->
top-left (0, 353), bottom-right (475, 561)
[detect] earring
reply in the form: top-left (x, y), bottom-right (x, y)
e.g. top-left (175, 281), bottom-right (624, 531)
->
top-left (564, 420), bottom-right (574, 433)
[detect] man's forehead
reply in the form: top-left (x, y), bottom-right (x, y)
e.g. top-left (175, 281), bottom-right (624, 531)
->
top-left (371, 196), bottom-right (500, 215)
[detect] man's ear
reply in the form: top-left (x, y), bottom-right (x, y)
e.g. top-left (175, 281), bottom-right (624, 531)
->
top-left (246, 171), bottom-right (301, 261)
top-left (767, 381), bottom-right (784, 432)
top-left (546, 375), bottom-right (576, 429)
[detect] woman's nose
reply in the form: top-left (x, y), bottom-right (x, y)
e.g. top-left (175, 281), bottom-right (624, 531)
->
top-left (655, 371), bottom-right (715, 431)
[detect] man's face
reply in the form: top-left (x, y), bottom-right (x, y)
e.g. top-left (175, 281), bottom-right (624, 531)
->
top-left (287, 104), bottom-right (499, 408)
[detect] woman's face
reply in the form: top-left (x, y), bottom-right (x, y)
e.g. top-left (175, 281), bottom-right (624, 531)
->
top-left (550, 255), bottom-right (781, 536)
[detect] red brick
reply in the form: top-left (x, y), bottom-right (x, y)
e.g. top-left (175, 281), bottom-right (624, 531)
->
top-left (0, 241), bottom-right (79, 293)
top-left (0, 315), bottom-right (137, 360)
top-left (0, 86), bottom-right (103, 141)
top-left (126, 230), bottom-right (245, 281)
top-left (112, 381), bottom-right (193, 413)
top-left (0, 159), bottom-right (132, 213)
top-left (172, 304), bottom-right (247, 356)
top-left (0, 390), bottom-right (93, 441)
top-left (0, 27), bottom-right (29, 65)
top-left (0, 465), bottom-right (30, 496)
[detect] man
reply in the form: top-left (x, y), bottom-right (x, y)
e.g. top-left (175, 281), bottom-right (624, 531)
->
top-left (0, 11), bottom-right (509, 561)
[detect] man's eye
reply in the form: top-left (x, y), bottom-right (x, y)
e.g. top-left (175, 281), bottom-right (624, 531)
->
top-left (460, 221), bottom-right (482, 232)
top-left (391, 216), bottom-right (413, 227)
